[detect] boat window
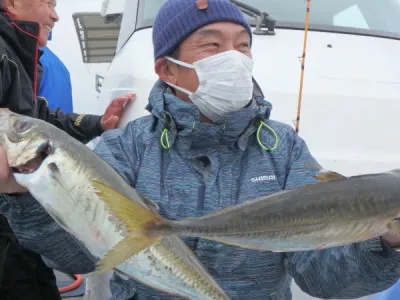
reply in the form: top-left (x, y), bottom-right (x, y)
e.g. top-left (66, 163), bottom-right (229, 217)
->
top-left (136, 0), bottom-right (400, 39)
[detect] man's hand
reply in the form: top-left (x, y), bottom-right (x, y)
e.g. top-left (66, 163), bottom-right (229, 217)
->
top-left (0, 145), bottom-right (27, 194)
top-left (100, 93), bottom-right (136, 131)
top-left (382, 233), bottom-right (400, 250)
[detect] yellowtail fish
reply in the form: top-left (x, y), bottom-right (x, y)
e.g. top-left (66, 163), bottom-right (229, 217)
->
top-left (0, 109), bottom-right (230, 300)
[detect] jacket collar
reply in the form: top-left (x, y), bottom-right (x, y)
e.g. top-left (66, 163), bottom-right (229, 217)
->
top-left (0, 12), bottom-right (41, 96)
top-left (146, 80), bottom-right (273, 155)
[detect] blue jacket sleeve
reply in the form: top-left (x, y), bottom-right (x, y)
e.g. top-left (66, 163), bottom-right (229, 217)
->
top-left (93, 125), bottom-right (141, 188)
top-left (283, 133), bottom-right (400, 298)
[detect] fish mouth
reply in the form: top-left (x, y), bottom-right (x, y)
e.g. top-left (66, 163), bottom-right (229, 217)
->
top-left (11, 141), bottom-right (53, 174)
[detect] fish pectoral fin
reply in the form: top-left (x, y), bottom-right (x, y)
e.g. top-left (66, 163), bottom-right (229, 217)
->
top-left (313, 170), bottom-right (347, 183)
top-left (91, 180), bottom-right (165, 255)
top-left (95, 237), bottom-right (156, 274)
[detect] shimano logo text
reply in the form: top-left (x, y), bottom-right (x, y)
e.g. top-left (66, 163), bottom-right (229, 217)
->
top-left (251, 175), bottom-right (276, 183)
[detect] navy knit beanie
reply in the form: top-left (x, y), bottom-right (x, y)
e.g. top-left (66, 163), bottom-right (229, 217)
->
top-left (153, 0), bottom-right (252, 61)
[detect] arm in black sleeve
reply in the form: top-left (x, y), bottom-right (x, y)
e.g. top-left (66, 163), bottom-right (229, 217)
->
top-left (36, 96), bottom-right (104, 144)
top-left (0, 52), bottom-right (104, 144)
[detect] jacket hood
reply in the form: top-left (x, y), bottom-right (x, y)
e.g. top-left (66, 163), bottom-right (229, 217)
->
top-left (145, 79), bottom-right (273, 153)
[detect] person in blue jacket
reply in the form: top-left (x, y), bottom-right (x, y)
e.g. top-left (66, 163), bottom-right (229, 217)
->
top-left (373, 280), bottom-right (400, 300)
top-left (38, 30), bottom-right (73, 113)
top-left (1, 1), bottom-right (400, 299)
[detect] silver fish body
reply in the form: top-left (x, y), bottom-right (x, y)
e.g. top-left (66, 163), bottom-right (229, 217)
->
top-left (0, 109), bottom-right (229, 300)
top-left (147, 170), bottom-right (400, 252)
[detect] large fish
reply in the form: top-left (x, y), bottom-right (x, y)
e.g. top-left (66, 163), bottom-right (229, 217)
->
top-left (142, 168), bottom-right (400, 252)
top-left (37, 135), bottom-right (399, 255)
top-left (0, 109), bottom-right (230, 300)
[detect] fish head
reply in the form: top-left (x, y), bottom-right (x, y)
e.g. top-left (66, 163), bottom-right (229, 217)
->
top-left (0, 109), bottom-right (64, 180)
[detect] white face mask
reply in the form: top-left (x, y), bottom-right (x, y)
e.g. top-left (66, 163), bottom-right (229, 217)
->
top-left (164, 50), bottom-right (254, 122)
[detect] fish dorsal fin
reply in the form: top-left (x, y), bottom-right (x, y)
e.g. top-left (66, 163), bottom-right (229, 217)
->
top-left (304, 162), bottom-right (347, 183)
top-left (313, 170), bottom-right (347, 183)
top-left (91, 180), bottom-right (165, 273)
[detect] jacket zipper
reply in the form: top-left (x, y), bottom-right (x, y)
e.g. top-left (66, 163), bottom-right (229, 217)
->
top-left (33, 35), bottom-right (39, 99)
top-left (193, 157), bottom-right (211, 252)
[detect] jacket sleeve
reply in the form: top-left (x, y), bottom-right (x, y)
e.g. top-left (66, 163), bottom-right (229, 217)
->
top-left (36, 96), bottom-right (104, 144)
top-left (0, 52), bottom-right (103, 144)
top-left (283, 132), bottom-right (400, 299)
top-left (0, 192), bottom-right (97, 274)
top-left (92, 123), bottom-right (142, 187)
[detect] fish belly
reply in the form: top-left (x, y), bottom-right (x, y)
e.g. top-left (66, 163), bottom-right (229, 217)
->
top-left (116, 237), bottom-right (228, 300)
top-left (202, 219), bottom-right (391, 252)
top-left (21, 164), bottom-right (125, 259)
top-left (22, 165), bottom-right (229, 300)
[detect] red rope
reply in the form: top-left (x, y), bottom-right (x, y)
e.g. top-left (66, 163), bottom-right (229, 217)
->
top-left (58, 274), bottom-right (83, 293)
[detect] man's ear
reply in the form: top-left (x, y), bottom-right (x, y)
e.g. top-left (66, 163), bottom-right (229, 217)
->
top-left (155, 58), bottom-right (178, 85)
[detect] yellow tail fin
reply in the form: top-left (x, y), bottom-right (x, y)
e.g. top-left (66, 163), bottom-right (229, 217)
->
top-left (91, 180), bottom-right (166, 273)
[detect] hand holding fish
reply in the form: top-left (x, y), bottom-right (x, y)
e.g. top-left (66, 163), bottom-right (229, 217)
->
top-left (0, 93), bottom-right (136, 192)
top-left (0, 145), bottom-right (27, 194)
top-left (100, 93), bottom-right (136, 131)
top-left (382, 233), bottom-right (400, 249)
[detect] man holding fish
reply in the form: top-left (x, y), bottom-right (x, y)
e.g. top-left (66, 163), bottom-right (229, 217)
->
top-left (0, 0), bottom-right (399, 299)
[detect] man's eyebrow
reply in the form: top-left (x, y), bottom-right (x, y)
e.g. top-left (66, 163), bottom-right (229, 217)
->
top-left (192, 29), bottom-right (223, 39)
top-left (193, 28), bottom-right (250, 39)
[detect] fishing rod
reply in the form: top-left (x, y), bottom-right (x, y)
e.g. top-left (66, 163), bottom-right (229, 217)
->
top-left (295, 0), bottom-right (311, 134)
